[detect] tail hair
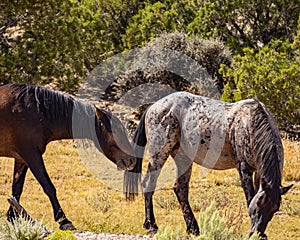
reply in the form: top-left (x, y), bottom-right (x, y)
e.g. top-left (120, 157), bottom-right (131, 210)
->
top-left (124, 108), bottom-right (149, 201)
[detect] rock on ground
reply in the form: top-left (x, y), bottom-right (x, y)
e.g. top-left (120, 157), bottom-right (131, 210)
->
top-left (74, 232), bottom-right (154, 240)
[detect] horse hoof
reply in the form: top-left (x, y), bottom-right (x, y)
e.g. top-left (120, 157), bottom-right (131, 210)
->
top-left (144, 220), bottom-right (158, 231)
top-left (60, 222), bottom-right (76, 231)
top-left (259, 233), bottom-right (268, 240)
top-left (188, 229), bottom-right (200, 236)
top-left (147, 227), bottom-right (158, 236)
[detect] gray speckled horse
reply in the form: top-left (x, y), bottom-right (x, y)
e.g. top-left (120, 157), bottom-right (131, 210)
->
top-left (124, 91), bottom-right (292, 239)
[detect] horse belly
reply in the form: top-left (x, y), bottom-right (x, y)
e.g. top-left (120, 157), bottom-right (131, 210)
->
top-left (193, 141), bottom-right (236, 170)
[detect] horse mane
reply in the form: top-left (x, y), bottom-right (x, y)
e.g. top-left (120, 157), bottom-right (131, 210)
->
top-left (10, 83), bottom-right (94, 127)
top-left (252, 99), bottom-right (283, 192)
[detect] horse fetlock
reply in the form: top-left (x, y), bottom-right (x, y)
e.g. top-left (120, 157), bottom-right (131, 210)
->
top-left (186, 219), bottom-right (199, 236)
top-left (143, 219), bottom-right (158, 232)
top-left (55, 210), bottom-right (76, 230)
top-left (59, 219), bottom-right (76, 231)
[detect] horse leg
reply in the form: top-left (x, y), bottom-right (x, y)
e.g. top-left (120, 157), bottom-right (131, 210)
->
top-left (142, 111), bottom-right (180, 233)
top-left (142, 146), bottom-right (174, 233)
top-left (7, 159), bottom-right (28, 221)
top-left (238, 161), bottom-right (255, 206)
top-left (254, 171), bottom-right (260, 193)
top-left (18, 147), bottom-right (75, 230)
top-left (173, 153), bottom-right (199, 235)
top-left (142, 162), bottom-right (162, 233)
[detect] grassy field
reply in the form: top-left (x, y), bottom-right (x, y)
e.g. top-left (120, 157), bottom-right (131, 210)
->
top-left (0, 139), bottom-right (299, 239)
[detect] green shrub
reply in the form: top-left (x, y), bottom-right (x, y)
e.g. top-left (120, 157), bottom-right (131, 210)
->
top-left (47, 230), bottom-right (76, 240)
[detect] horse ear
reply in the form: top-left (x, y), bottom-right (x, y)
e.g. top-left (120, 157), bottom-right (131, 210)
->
top-left (95, 107), bottom-right (105, 119)
top-left (280, 184), bottom-right (293, 195)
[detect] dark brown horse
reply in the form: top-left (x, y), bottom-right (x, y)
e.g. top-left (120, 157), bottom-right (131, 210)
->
top-left (124, 91), bottom-right (292, 239)
top-left (0, 83), bottom-right (136, 230)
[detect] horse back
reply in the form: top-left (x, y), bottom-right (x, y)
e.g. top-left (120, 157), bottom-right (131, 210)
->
top-left (0, 84), bottom-right (50, 158)
top-left (144, 92), bottom-right (236, 169)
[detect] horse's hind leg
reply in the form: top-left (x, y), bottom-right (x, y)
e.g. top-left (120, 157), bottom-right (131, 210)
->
top-left (173, 153), bottom-right (199, 235)
top-left (7, 159), bottom-right (28, 221)
top-left (142, 161), bottom-right (164, 233)
top-left (18, 147), bottom-right (75, 230)
top-left (142, 144), bottom-right (175, 233)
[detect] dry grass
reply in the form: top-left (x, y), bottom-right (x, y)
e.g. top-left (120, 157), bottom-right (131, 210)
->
top-left (0, 139), bottom-right (299, 239)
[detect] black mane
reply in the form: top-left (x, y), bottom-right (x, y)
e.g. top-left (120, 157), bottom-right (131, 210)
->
top-left (10, 83), bottom-right (96, 139)
top-left (11, 83), bottom-right (74, 121)
top-left (252, 101), bottom-right (283, 194)
top-left (11, 83), bottom-right (94, 122)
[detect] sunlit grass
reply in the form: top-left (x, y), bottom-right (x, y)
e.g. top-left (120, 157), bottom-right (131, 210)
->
top-left (283, 140), bottom-right (300, 181)
top-left (0, 139), bottom-right (299, 239)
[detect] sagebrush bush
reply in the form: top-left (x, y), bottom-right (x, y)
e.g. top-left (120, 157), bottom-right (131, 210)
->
top-left (156, 202), bottom-right (261, 240)
top-left (0, 215), bottom-right (47, 240)
top-left (102, 31), bottom-right (232, 103)
top-left (156, 225), bottom-right (184, 240)
top-left (195, 202), bottom-right (236, 240)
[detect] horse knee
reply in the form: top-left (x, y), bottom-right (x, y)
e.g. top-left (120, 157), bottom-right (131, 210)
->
top-left (173, 180), bottom-right (188, 197)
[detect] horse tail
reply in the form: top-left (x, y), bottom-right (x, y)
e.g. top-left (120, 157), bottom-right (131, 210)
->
top-left (124, 107), bottom-right (149, 201)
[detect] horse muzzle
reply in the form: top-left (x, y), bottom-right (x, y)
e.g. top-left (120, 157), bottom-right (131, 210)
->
top-left (249, 221), bottom-right (268, 240)
top-left (117, 157), bottom-right (136, 171)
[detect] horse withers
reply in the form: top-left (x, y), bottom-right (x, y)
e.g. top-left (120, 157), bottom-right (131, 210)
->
top-left (0, 83), bottom-right (136, 230)
top-left (124, 91), bottom-right (292, 239)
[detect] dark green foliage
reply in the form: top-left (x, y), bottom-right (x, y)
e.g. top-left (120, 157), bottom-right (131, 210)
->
top-left (0, 0), bottom-right (142, 91)
top-left (1, 1), bottom-right (89, 90)
top-left (187, 0), bottom-right (300, 54)
top-left (122, 0), bottom-right (200, 49)
top-left (1, 0), bottom-right (299, 135)
top-left (123, 0), bottom-right (300, 54)
top-left (221, 39), bottom-right (300, 132)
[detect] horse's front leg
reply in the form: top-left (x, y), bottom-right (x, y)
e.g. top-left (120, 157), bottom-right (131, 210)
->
top-left (238, 161), bottom-right (255, 206)
top-left (143, 191), bottom-right (158, 232)
top-left (173, 154), bottom-right (199, 235)
top-left (17, 146), bottom-right (75, 230)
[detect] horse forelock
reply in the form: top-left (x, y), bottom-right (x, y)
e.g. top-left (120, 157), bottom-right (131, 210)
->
top-left (252, 101), bottom-right (283, 193)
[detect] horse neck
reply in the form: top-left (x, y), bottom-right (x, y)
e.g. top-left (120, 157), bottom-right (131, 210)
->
top-left (69, 100), bottom-right (98, 141)
top-left (47, 98), bottom-right (97, 141)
